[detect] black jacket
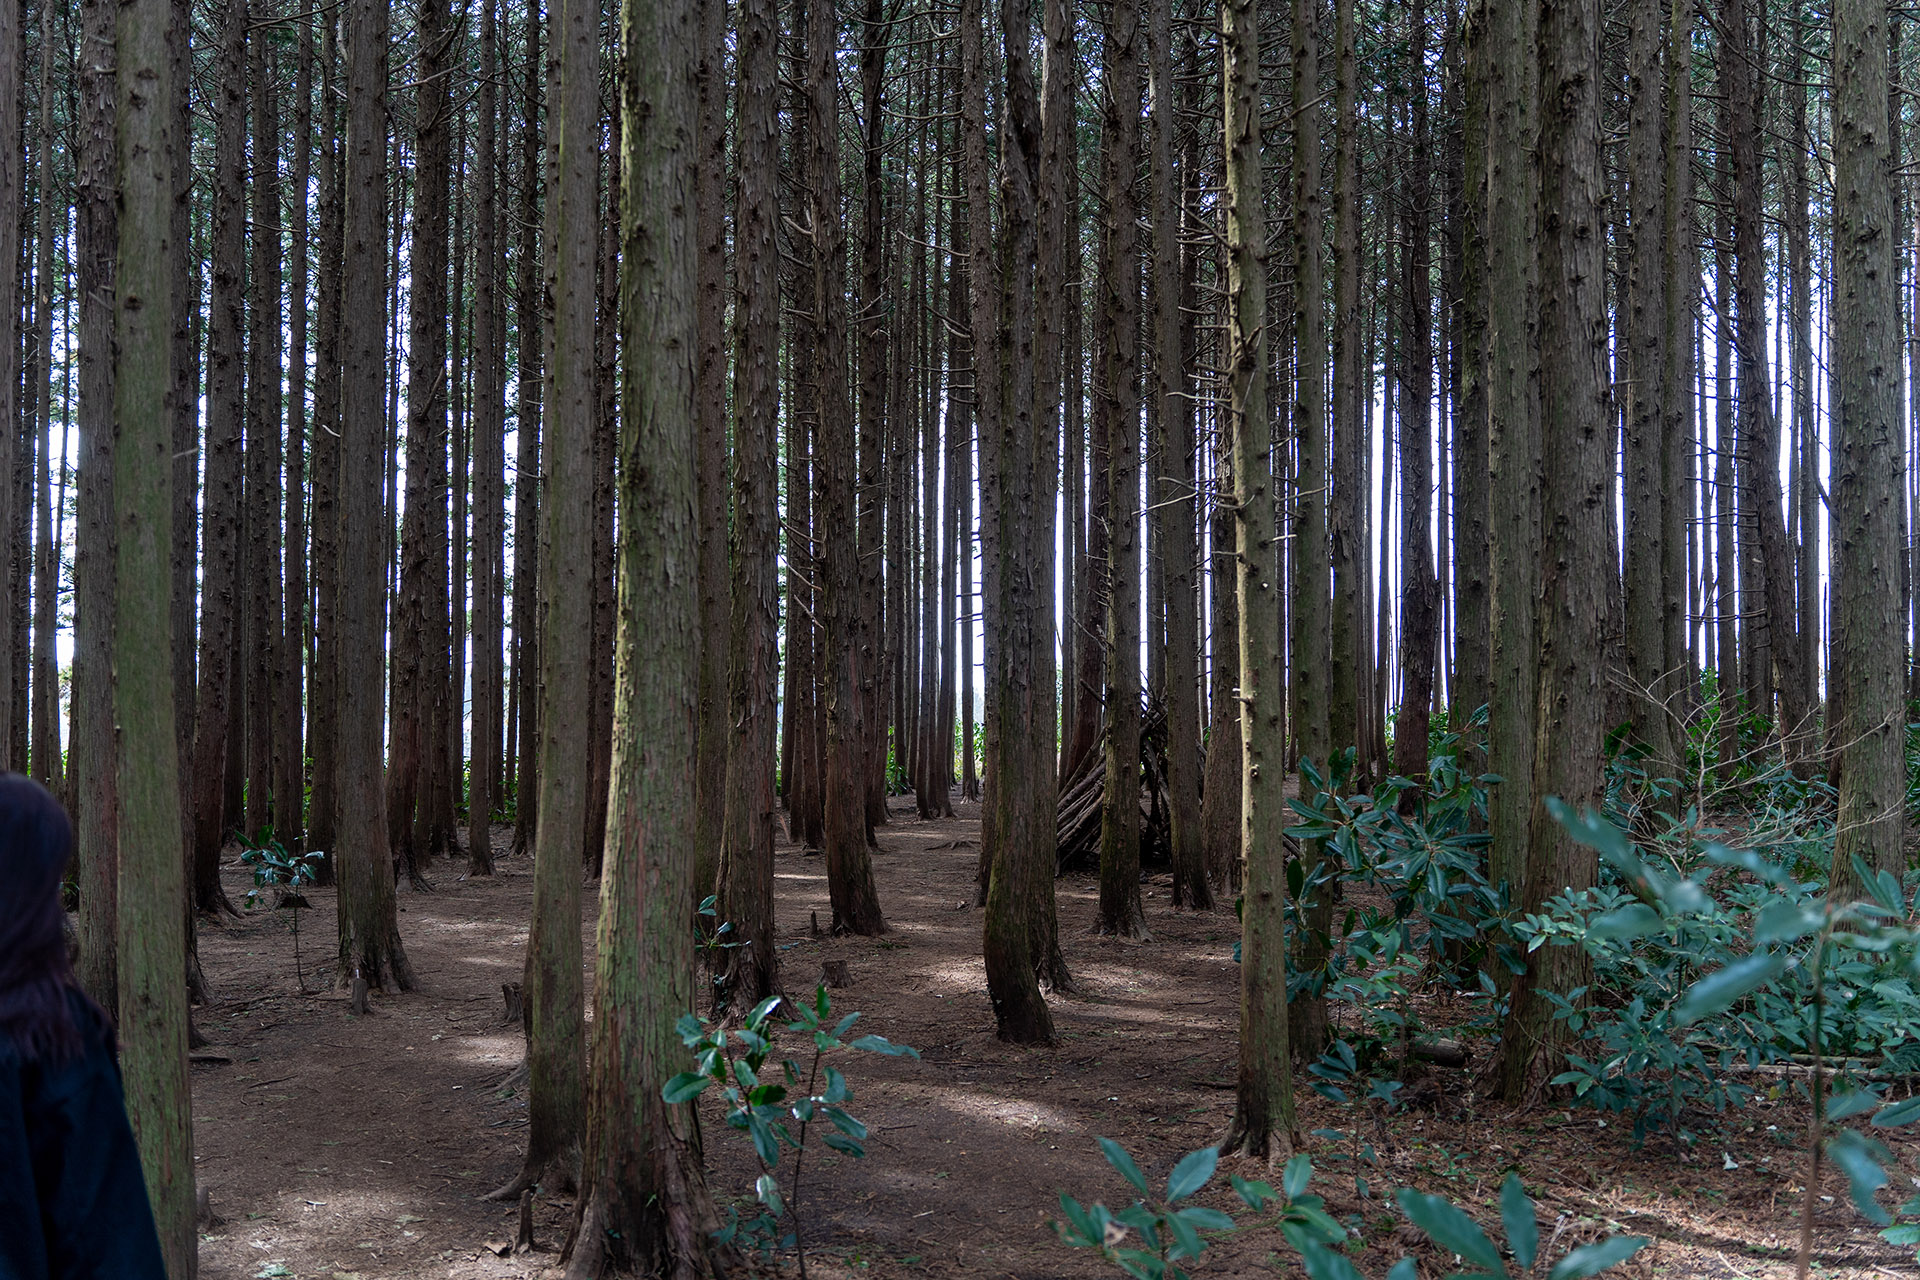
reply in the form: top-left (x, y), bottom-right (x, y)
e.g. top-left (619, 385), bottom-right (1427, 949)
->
top-left (0, 992), bottom-right (168, 1280)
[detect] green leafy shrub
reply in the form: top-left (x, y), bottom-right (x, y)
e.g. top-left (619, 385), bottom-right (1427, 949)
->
top-left (664, 985), bottom-right (917, 1275)
top-left (1054, 1139), bottom-right (1648, 1280)
top-left (239, 832), bottom-right (326, 993)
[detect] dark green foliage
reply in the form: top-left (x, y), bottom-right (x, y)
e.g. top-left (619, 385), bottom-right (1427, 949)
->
top-left (239, 831), bottom-right (326, 992)
top-left (1054, 1141), bottom-right (1648, 1280)
top-left (664, 984), bottom-right (917, 1272)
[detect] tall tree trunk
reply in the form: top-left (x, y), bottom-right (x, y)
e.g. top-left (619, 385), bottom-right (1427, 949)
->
top-left (1830, 0), bottom-right (1906, 890)
top-left (245, 9), bottom-right (285, 844)
top-left (1331, 0), bottom-right (1371, 762)
top-left (1788, 6), bottom-right (1817, 735)
top-left (1661, 0), bottom-right (1696, 738)
top-left (499, 0), bottom-right (596, 1196)
top-left (562, 0), bottom-right (728, 1261)
top-left (309, 11), bottom-right (344, 865)
top-left (191, 0), bottom-right (248, 915)
top-left (1221, 0), bottom-right (1294, 1158)
top-left (1484, 0), bottom-right (1538, 896)
top-left (1724, 0), bottom-right (1807, 761)
top-left (1287, 0), bottom-right (1334, 1058)
top-left (112, 0), bottom-right (196, 1262)
top-left (1497, 0), bottom-right (1607, 1102)
top-left (984, 0), bottom-right (1067, 1042)
top-left (1097, 0), bottom-right (1146, 939)
top-left (716, 0), bottom-right (782, 1011)
top-left (811, 0), bottom-right (887, 936)
top-left (961, 0), bottom-right (1001, 868)
top-left (1713, 145), bottom-right (1738, 759)
top-left (510, 2), bottom-right (544, 855)
top-left (1154, 0), bottom-right (1206, 913)
top-left (1622, 0), bottom-right (1674, 774)
top-left (28, 20), bottom-right (55, 795)
top-left (859, 0), bottom-right (894, 831)
top-left (691, 0), bottom-right (729, 900)
top-left (468, 0), bottom-right (505, 875)
top-left (391, 0), bottom-right (455, 879)
top-left (1394, 1), bottom-right (1436, 792)
top-left (282, 10), bottom-right (314, 852)
top-left (75, 0), bottom-right (119, 1015)
top-left (337, 0), bottom-right (414, 992)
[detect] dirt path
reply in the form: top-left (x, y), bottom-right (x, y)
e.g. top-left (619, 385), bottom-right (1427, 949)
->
top-left (190, 800), bottom-right (1916, 1279)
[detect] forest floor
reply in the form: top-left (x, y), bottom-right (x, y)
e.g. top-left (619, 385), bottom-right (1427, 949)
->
top-left (188, 797), bottom-right (1919, 1280)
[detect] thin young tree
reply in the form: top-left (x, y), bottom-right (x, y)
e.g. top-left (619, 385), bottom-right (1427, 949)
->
top-left (113, 0), bottom-right (194, 1263)
top-left (1221, 0), bottom-right (1294, 1159)
top-left (562, 0), bottom-right (728, 1263)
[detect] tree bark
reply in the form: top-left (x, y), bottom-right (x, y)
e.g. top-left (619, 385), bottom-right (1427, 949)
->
top-left (1221, 0), bottom-right (1295, 1160)
top-left (112, 0), bottom-right (196, 1263)
top-left (690, 0), bottom-right (729, 901)
top-left (1097, 0), bottom-right (1146, 940)
top-left (810, 0), bottom-right (887, 937)
top-left (75, 0), bottom-right (119, 1019)
top-left (1497, 0), bottom-right (1608, 1102)
top-left (337, 0), bottom-right (414, 993)
top-left (1394, 0), bottom-right (1436, 793)
top-left (562, 0), bottom-right (729, 1262)
top-left (509, 3), bottom-right (544, 856)
top-left (1484, 0), bottom-right (1538, 897)
top-left (499, 0), bottom-right (597, 1197)
top-left (191, 0), bottom-right (248, 915)
top-left (1154, 0), bottom-right (1206, 913)
top-left (1622, 0), bottom-right (1674, 775)
top-left (468, 0), bottom-right (505, 875)
top-left (716, 0), bottom-right (782, 1012)
top-left (1331, 0), bottom-right (1371, 765)
top-left (245, 8), bottom-right (285, 843)
top-left (1830, 0), bottom-right (1906, 891)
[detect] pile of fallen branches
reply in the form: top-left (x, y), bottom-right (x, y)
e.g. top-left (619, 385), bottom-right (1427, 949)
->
top-left (1056, 701), bottom-right (1172, 875)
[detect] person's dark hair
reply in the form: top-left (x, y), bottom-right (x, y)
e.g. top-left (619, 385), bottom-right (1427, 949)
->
top-left (0, 773), bottom-right (95, 1061)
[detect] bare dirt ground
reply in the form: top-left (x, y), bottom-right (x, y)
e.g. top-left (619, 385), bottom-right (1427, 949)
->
top-left (189, 798), bottom-right (1920, 1280)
